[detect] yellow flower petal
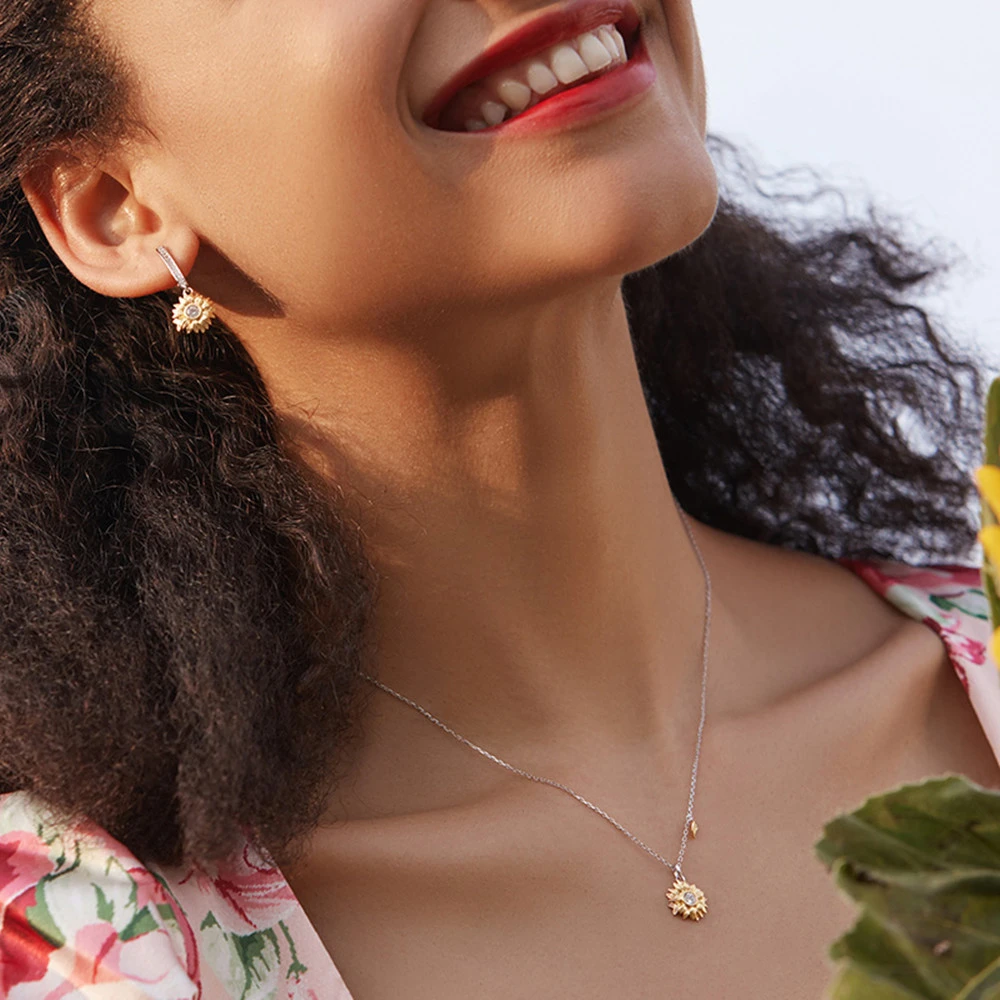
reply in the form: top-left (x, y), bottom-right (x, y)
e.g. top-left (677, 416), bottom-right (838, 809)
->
top-left (975, 465), bottom-right (1000, 522)
top-left (980, 525), bottom-right (1000, 570)
top-left (992, 628), bottom-right (1000, 669)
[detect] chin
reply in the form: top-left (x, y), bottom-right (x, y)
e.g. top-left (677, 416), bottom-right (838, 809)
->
top-left (539, 136), bottom-right (721, 283)
top-left (617, 150), bottom-right (719, 276)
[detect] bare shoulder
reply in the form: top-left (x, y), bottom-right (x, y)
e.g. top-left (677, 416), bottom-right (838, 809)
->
top-left (690, 519), bottom-right (1000, 789)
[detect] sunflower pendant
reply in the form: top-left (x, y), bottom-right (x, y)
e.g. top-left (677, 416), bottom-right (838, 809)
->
top-left (666, 878), bottom-right (708, 920)
top-left (172, 290), bottom-right (216, 334)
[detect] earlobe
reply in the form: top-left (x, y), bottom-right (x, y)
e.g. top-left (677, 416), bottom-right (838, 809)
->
top-left (19, 151), bottom-right (199, 300)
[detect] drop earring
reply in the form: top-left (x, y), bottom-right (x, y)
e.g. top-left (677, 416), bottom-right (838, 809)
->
top-left (155, 245), bottom-right (217, 334)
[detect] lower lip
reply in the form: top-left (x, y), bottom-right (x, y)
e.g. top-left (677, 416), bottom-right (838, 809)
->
top-left (470, 31), bottom-right (655, 137)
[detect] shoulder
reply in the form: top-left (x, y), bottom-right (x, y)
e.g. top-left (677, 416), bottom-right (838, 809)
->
top-left (0, 789), bottom-right (200, 998)
top-left (837, 557), bottom-right (993, 703)
top-left (838, 556), bottom-right (1000, 785)
top-left (690, 522), bottom-right (950, 708)
top-left (692, 522), bottom-right (1000, 779)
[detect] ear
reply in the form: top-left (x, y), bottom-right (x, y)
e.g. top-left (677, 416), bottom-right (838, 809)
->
top-left (20, 149), bottom-right (199, 299)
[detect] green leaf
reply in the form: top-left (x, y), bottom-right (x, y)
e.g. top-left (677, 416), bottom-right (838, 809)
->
top-left (816, 775), bottom-right (1000, 999)
top-left (980, 376), bottom-right (1000, 628)
top-left (983, 376), bottom-right (1000, 475)
top-left (826, 902), bottom-right (968, 999)
top-left (827, 961), bottom-right (937, 1000)
top-left (983, 571), bottom-right (1000, 639)
top-left (954, 955), bottom-right (1000, 1000)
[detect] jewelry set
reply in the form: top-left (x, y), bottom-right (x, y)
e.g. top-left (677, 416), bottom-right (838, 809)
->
top-left (157, 244), bottom-right (712, 921)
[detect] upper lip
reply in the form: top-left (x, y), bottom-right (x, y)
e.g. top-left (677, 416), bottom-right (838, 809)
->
top-left (421, 0), bottom-right (642, 129)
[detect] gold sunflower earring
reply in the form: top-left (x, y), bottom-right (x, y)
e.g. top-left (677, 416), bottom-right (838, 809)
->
top-left (155, 245), bottom-right (217, 334)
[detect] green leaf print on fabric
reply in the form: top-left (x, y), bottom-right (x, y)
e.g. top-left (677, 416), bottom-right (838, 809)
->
top-left (94, 883), bottom-right (115, 922)
top-left (22, 836), bottom-right (86, 949)
top-left (121, 904), bottom-right (162, 942)
top-left (26, 881), bottom-right (67, 950)
top-left (1, 791), bottom-right (200, 997)
top-left (194, 909), bottom-right (313, 998)
top-left (279, 920), bottom-right (309, 981)
top-left (929, 592), bottom-right (990, 620)
top-left (233, 928), bottom-right (282, 998)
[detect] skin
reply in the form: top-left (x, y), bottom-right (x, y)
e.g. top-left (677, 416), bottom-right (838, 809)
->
top-left (20, 0), bottom-right (1000, 996)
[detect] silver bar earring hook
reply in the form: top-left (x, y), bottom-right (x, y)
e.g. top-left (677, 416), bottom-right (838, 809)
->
top-left (156, 246), bottom-right (191, 293)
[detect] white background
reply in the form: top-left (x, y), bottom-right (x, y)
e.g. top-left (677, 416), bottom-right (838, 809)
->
top-left (694, 1), bottom-right (999, 376)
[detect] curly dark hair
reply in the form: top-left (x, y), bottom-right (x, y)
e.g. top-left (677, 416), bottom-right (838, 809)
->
top-left (0, 0), bottom-right (992, 867)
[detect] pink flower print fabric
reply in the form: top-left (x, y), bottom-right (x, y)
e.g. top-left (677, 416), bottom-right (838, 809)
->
top-left (0, 792), bottom-right (199, 998)
top-left (0, 790), bottom-right (349, 999)
top-left (159, 838), bottom-right (340, 999)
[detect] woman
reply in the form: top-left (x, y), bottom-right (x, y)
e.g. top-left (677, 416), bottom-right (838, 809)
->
top-left (1, 0), bottom-right (997, 996)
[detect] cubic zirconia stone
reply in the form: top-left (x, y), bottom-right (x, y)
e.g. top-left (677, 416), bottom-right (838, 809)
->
top-left (683, 892), bottom-right (696, 905)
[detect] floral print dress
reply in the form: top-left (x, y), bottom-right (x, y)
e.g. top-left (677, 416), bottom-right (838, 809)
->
top-left (2, 558), bottom-right (999, 999)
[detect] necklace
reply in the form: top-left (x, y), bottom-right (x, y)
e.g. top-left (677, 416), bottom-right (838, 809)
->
top-left (359, 494), bottom-right (712, 921)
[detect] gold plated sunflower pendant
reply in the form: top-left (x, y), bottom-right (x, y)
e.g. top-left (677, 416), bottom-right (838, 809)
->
top-left (172, 289), bottom-right (216, 334)
top-left (666, 878), bottom-right (708, 920)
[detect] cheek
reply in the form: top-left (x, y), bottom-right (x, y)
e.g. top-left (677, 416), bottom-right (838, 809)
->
top-left (146, 4), bottom-right (436, 325)
top-left (197, 106), bottom-right (448, 327)
top-left (662, 0), bottom-right (708, 133)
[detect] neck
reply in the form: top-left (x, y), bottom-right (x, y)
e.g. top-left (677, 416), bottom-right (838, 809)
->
top-left (244, 278), bottom-right (733, 764)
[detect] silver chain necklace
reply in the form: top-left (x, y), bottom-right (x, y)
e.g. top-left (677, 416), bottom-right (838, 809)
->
top-left (359, 494), bottom-right (712, 921)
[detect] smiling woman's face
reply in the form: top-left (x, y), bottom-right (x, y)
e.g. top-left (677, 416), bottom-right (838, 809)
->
top-left (89, 0), bottom-right (718, 334)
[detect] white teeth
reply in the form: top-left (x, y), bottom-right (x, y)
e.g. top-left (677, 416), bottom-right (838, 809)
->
top-left (455, 21), bottom-right (633, 132)
top-left (479, 101), bottom-right (507, 125)
top-left (577, 31), bottom-right (614, 72)
top-left (525, 60), bottom-right (559, 95)
top-left (480, 99), bottom-right (508, 126)
top-left (549, 43), bottom-right (590, 85)
top-left (495, 78), bottom-right (533, 112)
top-left (609, 26), bottom-right (628, 61)
top-left (597, 25), bottom-right (622, 60)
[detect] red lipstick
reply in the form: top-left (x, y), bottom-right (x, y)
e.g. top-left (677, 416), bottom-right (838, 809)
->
top-left (478, 29), bottom-right (654, 137)
top-left (422, 0), bottom-right (642, 130)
